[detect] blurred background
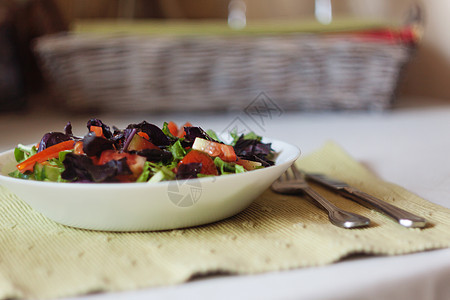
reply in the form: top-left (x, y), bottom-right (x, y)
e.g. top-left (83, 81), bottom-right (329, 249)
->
top-left (0, 0), bottom-right (449, 113)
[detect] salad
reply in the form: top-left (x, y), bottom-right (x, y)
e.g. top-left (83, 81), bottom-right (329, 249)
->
top-left (9, 119), bottom-right (275, 183)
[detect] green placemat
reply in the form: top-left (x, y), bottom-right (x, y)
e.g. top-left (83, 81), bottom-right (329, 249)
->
top-left (1, 142), bottom-right (449, 299)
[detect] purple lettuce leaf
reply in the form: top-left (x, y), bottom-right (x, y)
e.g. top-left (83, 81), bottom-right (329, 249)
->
top-left (234, 137), bottom-right (272, 156)
top-left (62, 153), bottom-right (132, 183)
top-left (126, 121), bottom-right (171, 147)
top-left (133, 149), bottom-right (173, 163)
top-left (37, 121), bottom-right (82, 152)
top-left (176, 163), bottom-right (202, 179)
top-left (182, 127), bottom-right (215, 147)
top-left (234, 136), bottom-right (274, 166)
top-left (237, 154), bottom-right (274, 167)
top-left (82, 133), bottom-right (114, 157)
top-left (64, 122), bottom-right (73, 136)
top-left (108, 127), bottom-right (127, 150)
top-left (38, 132), bottom-right (72, 152)
top-left (87, 119), bottom-right (113, 139)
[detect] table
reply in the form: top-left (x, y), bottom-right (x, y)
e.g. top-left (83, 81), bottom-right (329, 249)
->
top-left (1, 97), bottom-right (449, 299)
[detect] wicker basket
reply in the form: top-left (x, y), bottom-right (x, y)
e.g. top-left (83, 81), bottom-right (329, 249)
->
top-left (34, 30), bottom-right (414, 112)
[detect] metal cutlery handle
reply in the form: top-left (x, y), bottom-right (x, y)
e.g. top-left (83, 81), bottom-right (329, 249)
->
top-left (302, 186), bottom-right (370, 229)
top-left (342, 187), bottom-right (427, 228)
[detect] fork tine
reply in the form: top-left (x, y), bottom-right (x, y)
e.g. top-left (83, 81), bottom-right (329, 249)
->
top-left (272, 163), bottom-right (371, 229)
top-left (284, 169), bottom-right (292, 180)
top-left (290, 164), bottom-right (302, 179)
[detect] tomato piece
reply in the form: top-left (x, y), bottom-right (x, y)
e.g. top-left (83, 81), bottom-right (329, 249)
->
top-left (127, 134), bottom-right (159, 151)
top-left (192, 138), bottom-right (237, 162)
top-left (179, 150), bottom-right (218, 176)
top-left (167, 121), bottom-right (193, 138)
top-left (167, 121), bottom-right (179, 137)
top-left (97, 150), bottom-right (125, 165)
top-left (97, 150), bottom-right (146, 177)
top-left (236, 158), bottom-right (262, 171)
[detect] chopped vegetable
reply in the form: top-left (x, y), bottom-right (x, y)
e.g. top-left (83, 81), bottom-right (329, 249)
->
top-left (137, 131), bottom-right (150, 140)
top-left (176, 163), bottom-right (202, 179)
top-left (179, 150), bottom-right (218, 176)
top-left (233, 135), bottom-right (274, 167)
top-left (96, 150), bottom-right (146, 178)
top-left (235, 158), bottom-right (263, 171)
top-left (134, 149), bottom-right (173, 164)
top-left (82, 134), bottom-right (114, 157)
top-left (14, 144), bottom-right (37, 162)
top-left (62, 153), bottom-right (133, 183)
top-left (168, 140), bottom-right (187, 160)
top-left (17, 140), bottom-right (75, 173)
top-left (38, 132), bottom-right (72, 152)
top-left (192, 138), bottom-right (237, 162)
top-left (183, 127), bottom-right (216, 145)
top-left (161, 122), bottom-right (177, 140)
top-left (74, 141), bottom-right (84, 155)
top-left (89, 125), bottom-right (104, 138)
top-left (137, 161), bottom-right (176, 183)
top-left (206, 129), bottom-right (222, 143)
top-left (87, 119), bottom-right (113, 139)
top-left (214, 157), bottom-right (245, 174)
top-left (167, 121), bottom-right (179, 137)
top-left (177, 122), bottom-right (192, 138)
top-left (126, 121), bottom-right (171, 146)
top-left (127, 134), bottom-right (159, 151)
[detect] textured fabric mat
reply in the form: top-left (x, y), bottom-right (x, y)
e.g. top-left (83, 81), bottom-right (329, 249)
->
top-left (1, 142), bottom-right (449, 299)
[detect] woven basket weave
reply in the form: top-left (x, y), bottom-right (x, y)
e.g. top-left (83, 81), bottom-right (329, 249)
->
top-left (34, 32), bottom-right (412, 112)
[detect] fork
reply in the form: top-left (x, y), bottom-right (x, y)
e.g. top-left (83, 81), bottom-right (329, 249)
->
top-left (271, 165), bottom-right (371, 229)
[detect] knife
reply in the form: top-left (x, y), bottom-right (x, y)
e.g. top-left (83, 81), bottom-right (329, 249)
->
top-left (305, 173), bottom-right (427, 228)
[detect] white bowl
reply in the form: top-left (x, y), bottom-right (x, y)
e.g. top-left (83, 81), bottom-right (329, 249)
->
top-left (0, 138), bottom-right (300, 231)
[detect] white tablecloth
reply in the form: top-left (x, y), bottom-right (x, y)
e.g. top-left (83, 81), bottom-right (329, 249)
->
top-left (1, 99), bottom-right (449, 300)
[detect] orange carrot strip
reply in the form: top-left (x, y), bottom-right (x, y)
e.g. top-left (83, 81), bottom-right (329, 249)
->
top-left (137, 131), bottom-right (150, 140)
top-left (90, 126), bottom-right (104, 138)
top-left (16, 140), bottom-right (75, 173)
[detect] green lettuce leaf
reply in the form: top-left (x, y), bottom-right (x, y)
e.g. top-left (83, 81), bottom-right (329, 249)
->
top-left (214, 157), bottom-right (246, 175)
